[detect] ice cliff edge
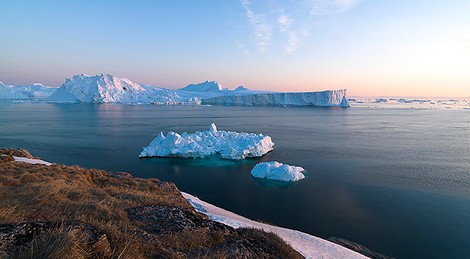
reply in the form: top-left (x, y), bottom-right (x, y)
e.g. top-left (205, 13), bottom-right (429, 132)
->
top-left (201, 89), bottom-right (350, 107)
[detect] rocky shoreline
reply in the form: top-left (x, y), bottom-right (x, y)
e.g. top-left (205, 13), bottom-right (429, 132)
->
top-left (0, 148), bottom-right (394, 259)
top-left (0, 148), bottom-right (302, 258)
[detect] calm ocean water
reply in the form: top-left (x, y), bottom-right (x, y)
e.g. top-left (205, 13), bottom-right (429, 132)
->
top-left (1, 102), bottom-right (469, 258)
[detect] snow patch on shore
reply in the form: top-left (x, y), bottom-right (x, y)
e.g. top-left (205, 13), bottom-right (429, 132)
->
top-left (12, 156), bottom-right (52, 166)
top-left (181, 192), bottom-right (367, 259)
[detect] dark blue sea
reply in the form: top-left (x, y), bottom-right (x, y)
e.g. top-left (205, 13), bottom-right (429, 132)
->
top-left (1, 102), bottom-right (469, 258)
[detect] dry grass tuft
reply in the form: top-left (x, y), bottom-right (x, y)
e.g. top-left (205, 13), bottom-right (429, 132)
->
top-left (12, 229), bottom-right (86, 259)
top-left (0, 161), bottom-right (187, 258)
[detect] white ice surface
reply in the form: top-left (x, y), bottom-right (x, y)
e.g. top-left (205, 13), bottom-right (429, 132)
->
top-left (349, 97), bottom-right (470, 110)
top-left (179, 80), bottom-right (222, 92)
top-left (0, 82), bottom-right (28, 100)
top-left (2, 74), bottom-right (354, 107)
top-left (181, 192), bottom-right (367, 259)
top-left (201, 89), bottom-right (351, 107)
top-left (13, 156), bottom-right (52, 166)
top-left (139, 123), bottom-right (274, 160)
top-left (47, 74), bottom-right (183, 104)
top-left (251, 161), bottom-right (305, 182)
top-left (0, 81), bottom-right (57, 100)
top-left (46, 75), bottom-right (265, 104)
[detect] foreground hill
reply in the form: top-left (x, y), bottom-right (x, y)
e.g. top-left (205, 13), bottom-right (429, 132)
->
top-left (0, 149), bottom-right (301, 258)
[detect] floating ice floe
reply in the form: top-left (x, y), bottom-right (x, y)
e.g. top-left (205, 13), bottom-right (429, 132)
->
top-left (251, 161), bottom-right (305, 182)
top-left (139, 123), bottom-right (274, 160)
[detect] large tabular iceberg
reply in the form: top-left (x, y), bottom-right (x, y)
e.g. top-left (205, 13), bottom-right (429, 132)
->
top-left (139, 123), bottom-right (274, 160)
top-left (202, 89), bottom-right (350, 107)
top-left (251, 161), bottom-right (306, 182)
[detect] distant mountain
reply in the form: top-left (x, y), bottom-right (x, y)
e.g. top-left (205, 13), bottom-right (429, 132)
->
top-left (179, 81), bottom-right (222, 93)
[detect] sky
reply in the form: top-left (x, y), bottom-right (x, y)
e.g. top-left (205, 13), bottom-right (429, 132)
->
top-left (1, 0), bottom-right (469, 97)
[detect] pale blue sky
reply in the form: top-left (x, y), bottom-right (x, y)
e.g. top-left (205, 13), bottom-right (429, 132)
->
top-left (1, 0), bottom-right (469, 96)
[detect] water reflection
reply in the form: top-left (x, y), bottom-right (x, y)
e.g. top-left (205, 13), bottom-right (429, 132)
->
top-left (1, 102), bottom-right (470, 259)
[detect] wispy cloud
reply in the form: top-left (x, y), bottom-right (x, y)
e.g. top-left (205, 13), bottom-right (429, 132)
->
top-left (236, 40), bottom-right (251, 55)
top-left (237, 0), bottom-right (361, 54)
top-left (286, 32), bottom-right (299, 53)
top-left (278, 14), bottom-right (298, 53)
top-left (309, 0), bottom-right (361, 15)
top-left (240, 0), bottom-right (272, 53)
top-left (278, 14), bottom-right (293, 33)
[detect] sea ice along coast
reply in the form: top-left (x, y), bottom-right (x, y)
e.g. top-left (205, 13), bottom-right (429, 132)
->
top-left (139, 123), bottom-right (274, 160)
top-left (251, 161), bottom-right (306, 182)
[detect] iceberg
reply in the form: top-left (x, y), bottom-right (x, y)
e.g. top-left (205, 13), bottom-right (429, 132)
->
top-left (251, 161), bottom-right (305, 182)
top-left (139, 123), bottom-right (274, 160)
top-left (0, 82), bottom-right (57, 100)
top-left (12, 83), bottom-right (57, 100)
top-left (234, 86), bottom-right (249, 92)
top-left (2, 74), bottom-right (351, 108)
top-left (179, 80), bottom-right (223, 93)
top-left (176, 81), bottom-right (271, 101)
top-left (201, 89), bottom-right (350, 107)
top-left (375, 98), bottom-right (388, 103)
top-left (45, 75), bottom-right (258, 104)
top-left (47, 74), bottom-right (184, 104)
top-left (0, 81), bottom-right (28, 100)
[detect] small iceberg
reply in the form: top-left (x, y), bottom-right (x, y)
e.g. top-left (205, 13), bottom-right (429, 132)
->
top-left (251, 161), bottom-right (305, 182)
top-left (139, 123), bottom-right (274, 160)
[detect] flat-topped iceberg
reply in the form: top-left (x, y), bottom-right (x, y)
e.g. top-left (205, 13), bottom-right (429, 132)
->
top-left (251, 161), bottom-right (305, 182)
top-left (202, 89), bottom-right (350, 107)
top-left (139, 123), bottom-right (274, 160)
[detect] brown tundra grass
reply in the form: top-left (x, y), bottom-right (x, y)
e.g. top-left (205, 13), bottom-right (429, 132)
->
top-left (0, 153), bottom-right (302, 259)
